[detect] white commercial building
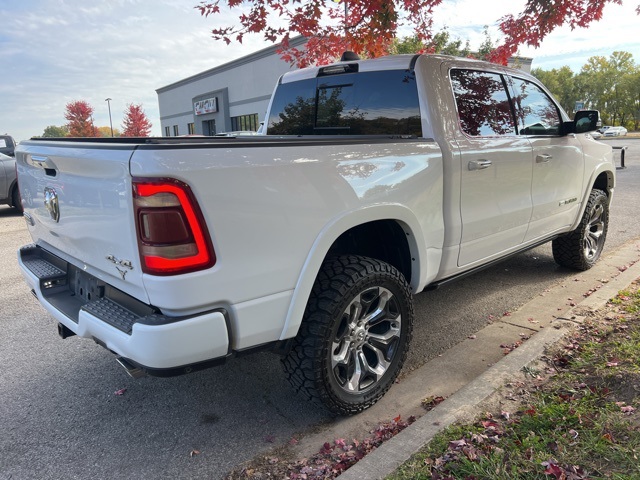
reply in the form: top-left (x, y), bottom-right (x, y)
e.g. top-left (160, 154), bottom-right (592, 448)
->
top-left (156, 38), bottom-right (306, 137)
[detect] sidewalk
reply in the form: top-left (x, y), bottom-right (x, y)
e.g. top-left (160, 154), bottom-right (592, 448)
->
top-left (337, 240), bottom-right (640, 480)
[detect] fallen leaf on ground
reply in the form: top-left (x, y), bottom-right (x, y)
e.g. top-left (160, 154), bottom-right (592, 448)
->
top-left (422, 396), bottom-right (445, 410)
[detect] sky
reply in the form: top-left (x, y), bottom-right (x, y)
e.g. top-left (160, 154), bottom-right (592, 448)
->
top-left (1, 0), bottom-right (638, 143)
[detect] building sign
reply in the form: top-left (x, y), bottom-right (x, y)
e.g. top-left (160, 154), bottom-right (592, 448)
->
top-left (194, 97), bottom-right (218, 116)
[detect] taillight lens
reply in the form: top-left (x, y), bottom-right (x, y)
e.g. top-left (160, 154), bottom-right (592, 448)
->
top-left (133, 178), bottom-right (215, 275)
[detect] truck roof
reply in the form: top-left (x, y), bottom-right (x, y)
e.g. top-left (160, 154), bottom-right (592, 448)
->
top-left (278, 53), bottom-right (531, 85)
top-left (280, 54), bottom-right (418, 84)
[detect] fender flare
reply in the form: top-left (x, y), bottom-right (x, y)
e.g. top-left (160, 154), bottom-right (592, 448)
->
top-left (278, 203), bottom-right (442, 341)
top-left (569, 164), bottom-right (615, 232)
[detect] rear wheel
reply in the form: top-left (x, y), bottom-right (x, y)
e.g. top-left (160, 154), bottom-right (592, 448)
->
top-left (552, 189), bottom-right (609, 271)
top-left (282, 255), bottom-right (414, 415)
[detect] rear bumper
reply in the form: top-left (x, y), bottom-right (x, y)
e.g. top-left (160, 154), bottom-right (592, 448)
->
top-left (18, 244), bottom-right (230, 370)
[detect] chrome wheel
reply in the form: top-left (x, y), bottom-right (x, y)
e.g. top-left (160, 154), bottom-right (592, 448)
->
top-left (282, 255), bottom-right (413, 415)
top-left (331, 286), bottom-right (402, 394)
top-left (553, 189), bottom-right (609, 271)
top-left (583, 203), bottom-right (605, 261)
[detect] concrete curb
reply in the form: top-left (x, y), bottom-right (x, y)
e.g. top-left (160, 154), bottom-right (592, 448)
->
top-left (337, 254), bottom-right (640, 480)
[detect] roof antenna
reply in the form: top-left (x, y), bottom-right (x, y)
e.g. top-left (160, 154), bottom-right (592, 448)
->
top-left (340, 51), bottom-right (360, 61)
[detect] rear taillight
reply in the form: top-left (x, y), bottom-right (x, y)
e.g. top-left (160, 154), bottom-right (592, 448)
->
top-left (133, 178), bottom-right (215, 275)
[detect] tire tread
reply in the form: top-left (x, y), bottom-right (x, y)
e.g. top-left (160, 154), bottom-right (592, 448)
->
top-left (282, 255), bottom-right (414, 415)
top-left (552, 189), bottom-right (608, 271)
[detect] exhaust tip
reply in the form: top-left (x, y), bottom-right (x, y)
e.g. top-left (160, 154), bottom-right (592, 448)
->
top-left (116, 357), bottom-right (146, 379)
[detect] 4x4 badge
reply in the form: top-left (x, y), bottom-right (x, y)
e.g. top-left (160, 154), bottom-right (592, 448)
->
top-left (106, 255), bottom-right (134, 280)
top-left (44, 187), bottom-right (60, 222)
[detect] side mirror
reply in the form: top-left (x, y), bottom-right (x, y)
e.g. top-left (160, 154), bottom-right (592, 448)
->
top-left (562, 110), bottom-right (600, 135)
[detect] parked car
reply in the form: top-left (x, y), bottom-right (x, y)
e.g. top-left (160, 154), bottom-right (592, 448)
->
top-left (590, 130), bottom-right (603, 139)
top-left (603, 126), bottom-right (628, 137)
top-left (0, 152), bottom-right (22, 211)
top-left (214, 131), bottom-right (259, 137)
top-left (0, 134), bottom-right (17, 157)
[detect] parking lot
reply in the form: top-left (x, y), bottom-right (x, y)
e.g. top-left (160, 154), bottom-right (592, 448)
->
top-left (1, 138), bottom-right (638, 479)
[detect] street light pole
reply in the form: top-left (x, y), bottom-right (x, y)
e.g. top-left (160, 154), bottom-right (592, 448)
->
top-left (332, 0), bottom-right (348, 36)
top-left (344, 0), bottom-right (348, 34)
top-left (105, 98), bottom-right (114, 137)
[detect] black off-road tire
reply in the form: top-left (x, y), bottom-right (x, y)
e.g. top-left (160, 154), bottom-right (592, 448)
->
top-left (552, 188), bottom-right (609, 271)
top-left (282, 255), bottom-right (414, 415)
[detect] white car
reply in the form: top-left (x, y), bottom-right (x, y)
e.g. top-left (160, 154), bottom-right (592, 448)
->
top-left (604, 126), bottom-right (628, 137)
top-left (214, 131), bottom-right (259, 137)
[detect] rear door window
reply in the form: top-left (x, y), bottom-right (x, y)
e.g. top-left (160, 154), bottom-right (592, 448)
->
top-left (450, 69), bottom-right (516, 137)
top-left (267, 70), bottom-right (421, 136)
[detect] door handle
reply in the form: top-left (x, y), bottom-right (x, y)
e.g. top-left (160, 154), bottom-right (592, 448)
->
top-left (468, 159), bottom-right (492, 171)
top-left (536, 154), bottom-right (553, 163)
top-left (29, 155), bottom-right (58, 176)
top-left (30, 155), bottom-right (58, 170)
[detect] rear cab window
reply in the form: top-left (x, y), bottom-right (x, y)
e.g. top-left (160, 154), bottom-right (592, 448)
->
top-left (267, 69), bottom-right (422, 136)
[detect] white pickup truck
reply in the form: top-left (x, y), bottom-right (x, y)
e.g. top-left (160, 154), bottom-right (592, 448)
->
top-left (16, 53), bottom-right (614, 414)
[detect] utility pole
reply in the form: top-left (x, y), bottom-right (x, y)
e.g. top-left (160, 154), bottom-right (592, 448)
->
top-left (105, 98), bottom-right (114, 137)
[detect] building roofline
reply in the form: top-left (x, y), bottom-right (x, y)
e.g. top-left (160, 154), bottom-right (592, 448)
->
top-left (156, 36), bottom-right (307, 94)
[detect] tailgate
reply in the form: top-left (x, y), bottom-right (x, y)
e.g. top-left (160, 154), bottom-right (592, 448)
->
top-left (16, 141), bottom-right (148, 302)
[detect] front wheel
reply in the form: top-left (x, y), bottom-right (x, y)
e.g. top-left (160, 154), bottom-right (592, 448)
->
top-left (552, 188), bottom-right (609, 271)
top-left (282, 255), bottom-right (414, 415)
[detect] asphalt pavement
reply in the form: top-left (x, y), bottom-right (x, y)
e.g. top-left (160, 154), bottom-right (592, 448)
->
top-left (0, 138), bottom-right (638, 479)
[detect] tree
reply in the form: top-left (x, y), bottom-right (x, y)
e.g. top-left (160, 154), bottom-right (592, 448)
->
top-left (390, 29), bottom-right (472, 57)
top-left (490, 0), bottom-right (628, 64)
top-left (532, 51), bottom-right (638, 128)
top-left (531, 65), bottom-right (578, 114)
top-left (41, 125), bottom-right (69, 137)
top-left (97, 126), bottom-right (121, 137)
top-left (65, 101), bottom-right (99, 137)
top-left (577, 51), bottom-right (636, 125)
top-left (390, 35), bottom-right (426, 55)
top-left (121, 104), bottom-right (152, 137)
top-left (196, 0), bottom-right (635, 67)
top-left (390, 27), bottom-right (495, 59)
top-left (622, 70), bottom-right (640, 130)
